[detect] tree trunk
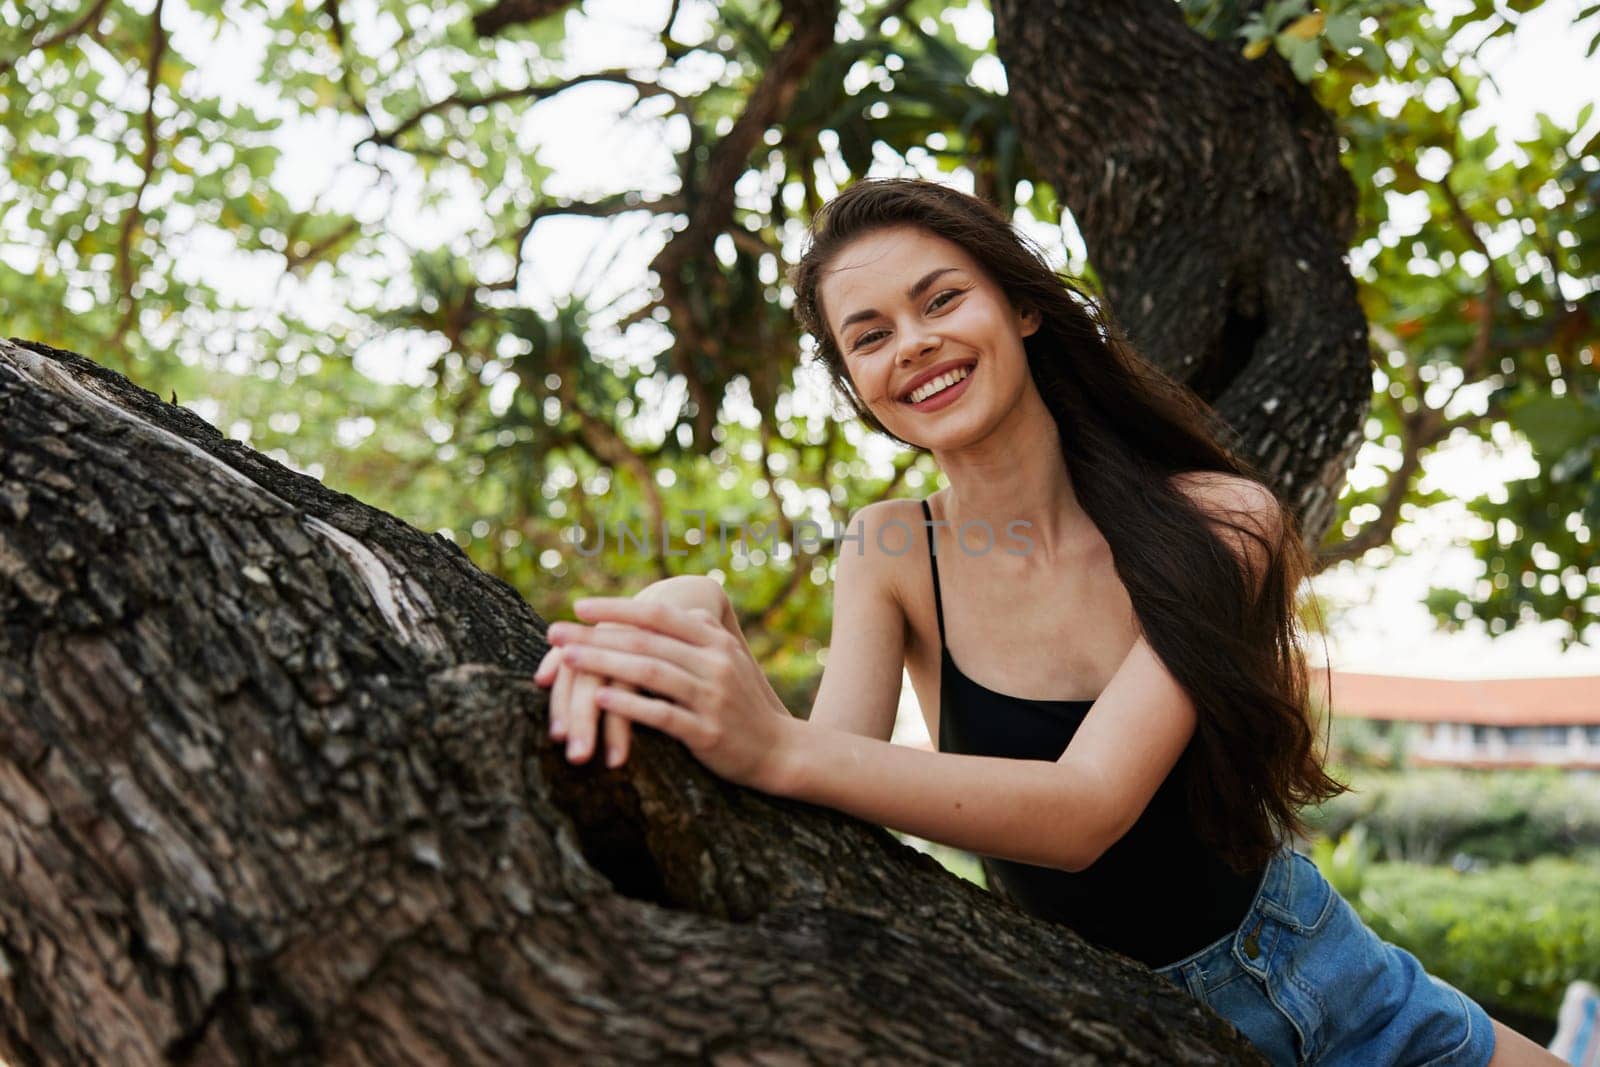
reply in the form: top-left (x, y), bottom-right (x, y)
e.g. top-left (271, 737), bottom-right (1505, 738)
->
top-left (992, 0), bottom-right (1372, 541)
top-left (0, 337), bottom-right (1261, 1063)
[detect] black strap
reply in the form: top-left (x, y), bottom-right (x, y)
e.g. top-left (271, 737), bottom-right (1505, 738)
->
top-left (920, 498), bottom-right (946, 648)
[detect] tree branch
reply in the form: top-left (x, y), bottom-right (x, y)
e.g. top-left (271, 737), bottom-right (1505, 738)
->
top-left (471, 0), bottom-right (577, 38)
top-left (481, 194), bottom-right (684, 294)
top-left (1434, 175), bottom-right (1501, 385)
top-left (362, 70), bottom-right (680, 150)
top-left (728, 228), bottom-right (778, 263)
top-left (1313, 165), bottom-right (1509, 571)
top-left (283, 217), bottom-right (362, 275)
top-left (649, 0), bottom-right (840, 449)
top-left (0, 0), bottom-right (111, 78)
top-left (110, 0), bottom-right (166, 360)
top-left (526, 351), bottom-right (670, 573)
top-left (323, 0), bottom-right (379, 131)
top-left (1312, 383), bottom-right (1421, 570)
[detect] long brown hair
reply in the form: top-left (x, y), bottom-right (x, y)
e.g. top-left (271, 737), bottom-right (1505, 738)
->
top-left (791, 178), bottom-right (1344, 873)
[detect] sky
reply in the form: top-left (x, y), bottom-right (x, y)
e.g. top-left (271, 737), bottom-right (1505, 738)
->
top-left (163, 0), bottom-right (1600, 724)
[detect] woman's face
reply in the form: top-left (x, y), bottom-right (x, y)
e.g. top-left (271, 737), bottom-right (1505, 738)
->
top-left (818, 225), bottom-right (1040, 449)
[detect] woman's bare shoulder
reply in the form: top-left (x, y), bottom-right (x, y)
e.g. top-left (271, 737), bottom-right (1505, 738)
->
top-left (1168, 470), bottom-right (1286, 587)
top-left (837, 496), bottom-right (930, 608)
top-left (1168, 470), bottom-right (1282, 528)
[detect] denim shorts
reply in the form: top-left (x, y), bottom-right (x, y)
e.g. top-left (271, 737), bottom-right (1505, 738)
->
top-left (1153, 847), bottom-right (1497, 1066)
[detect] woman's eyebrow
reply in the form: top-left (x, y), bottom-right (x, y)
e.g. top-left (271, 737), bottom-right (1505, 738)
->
top-left (837, 267), bottom-right (960, 332)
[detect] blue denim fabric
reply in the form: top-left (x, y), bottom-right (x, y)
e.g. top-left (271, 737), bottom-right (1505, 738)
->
top-left (1154, 847), bottom-right (1497, 1066)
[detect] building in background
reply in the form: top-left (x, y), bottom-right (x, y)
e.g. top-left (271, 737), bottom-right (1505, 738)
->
top-left (1322, 673), bottom-right (1600, 771)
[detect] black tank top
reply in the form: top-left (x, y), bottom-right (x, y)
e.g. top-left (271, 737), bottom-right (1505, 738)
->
top-left (919, 498), bottom-right (1263, 968)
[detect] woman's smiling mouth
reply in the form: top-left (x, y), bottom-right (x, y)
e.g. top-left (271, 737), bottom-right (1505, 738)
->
top-left (901, 362), bottom-right (975, 411)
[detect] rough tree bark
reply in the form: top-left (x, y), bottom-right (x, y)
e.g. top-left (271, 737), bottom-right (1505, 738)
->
top-left (0, 337), bottom-right (1263, 1063)
top-left (992, 0), bottom-right (1372, 542)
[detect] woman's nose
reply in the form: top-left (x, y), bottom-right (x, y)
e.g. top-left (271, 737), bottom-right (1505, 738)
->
top-left (897, 327), bottom-right (939, 364)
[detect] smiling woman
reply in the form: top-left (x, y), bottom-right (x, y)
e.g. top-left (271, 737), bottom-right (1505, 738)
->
top-left (538, 178), bottom-right (1561, 1067)
top-left (813, 228), bottom-right (1039, 435)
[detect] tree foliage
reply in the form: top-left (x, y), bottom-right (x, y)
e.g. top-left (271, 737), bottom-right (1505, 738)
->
top-left (2, 0), bottom-right (1596, 667)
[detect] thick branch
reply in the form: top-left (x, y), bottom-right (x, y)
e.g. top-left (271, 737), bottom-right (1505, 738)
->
top-left (0, 337), bottom-right (1263, 1063)
top-left (992, 0), bottom-right (1370, 541)
top-left (1313, 385), bottom-right (1424, 570)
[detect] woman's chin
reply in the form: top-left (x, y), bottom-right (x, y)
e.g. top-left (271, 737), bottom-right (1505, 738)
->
top-left (886, 416), bottom-right (976, 453)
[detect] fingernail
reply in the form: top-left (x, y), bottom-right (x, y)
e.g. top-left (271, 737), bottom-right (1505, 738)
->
top-left (606, 747), bottom-right (622, 769)
top-left (567, 738), bottom-right (586, 759)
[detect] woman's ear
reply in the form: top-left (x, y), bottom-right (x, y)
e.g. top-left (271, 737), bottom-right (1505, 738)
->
top-left (1018, 305), bottom-right (1042, 338)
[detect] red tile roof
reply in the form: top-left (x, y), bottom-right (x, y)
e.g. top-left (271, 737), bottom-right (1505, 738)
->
top-left (1313, 671), bottom-right (1600, 726)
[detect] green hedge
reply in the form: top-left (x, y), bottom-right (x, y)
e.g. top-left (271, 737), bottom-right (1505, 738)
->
top-left (1313, 846), bottom-right (1600, 1020)
top-left (1305, 768), bottom-right (1600, 864)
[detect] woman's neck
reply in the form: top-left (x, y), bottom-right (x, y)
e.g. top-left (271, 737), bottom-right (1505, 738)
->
top-left (929, 391), bottom-right (1091, 563)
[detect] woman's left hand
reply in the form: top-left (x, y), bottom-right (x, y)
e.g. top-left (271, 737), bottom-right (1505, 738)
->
top-left (544, 598), bottom-right (796, 792)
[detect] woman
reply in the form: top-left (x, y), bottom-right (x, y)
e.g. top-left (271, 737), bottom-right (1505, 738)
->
top-left (535, 178), bottom-right (1557, 1066)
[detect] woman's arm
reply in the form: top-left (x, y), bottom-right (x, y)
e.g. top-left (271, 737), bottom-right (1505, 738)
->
top-left (770, 632), bottom-right (1195, 872)
top-left (803, 501), bottom-right (909, 739)
top-left (566, 603), bottom-right (1198, 872)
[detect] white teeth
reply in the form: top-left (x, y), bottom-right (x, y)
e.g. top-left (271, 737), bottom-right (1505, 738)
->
top-left (907, 365), bottom-right (971, 403)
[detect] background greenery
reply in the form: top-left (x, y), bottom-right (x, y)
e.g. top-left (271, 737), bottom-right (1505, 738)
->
top-left (1311, 810), bottom-right (1600, 1030)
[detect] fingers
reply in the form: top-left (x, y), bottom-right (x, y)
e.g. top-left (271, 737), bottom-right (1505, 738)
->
top-left (572, 598), bottom-right (722, 646)
top-left (546, 620), bottom-right (718, 712)
top-left (535, 644), bottom-right (563, 687)
top-left (592, 685), bottom-right (710, 748)
top-left (602, 693), bottom-right (633, 768)
top-left (561, 669), bottom-right (599, 762)
top-left (548, 619), bottom-right (714, 665)
top-left (550, 644), bottom-right (701, 709)
top-left (550, 657), bottom-right (574, 741)
top-left (538, 630), bottom-right (642, 770)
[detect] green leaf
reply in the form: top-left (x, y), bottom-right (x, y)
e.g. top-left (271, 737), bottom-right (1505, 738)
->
top-left (1325, 9), bottom-right (1363, 52)
top-left (1278, 34), bottom-right (1322, 81)
top-left (1514, 394), bottom-right (1600, 459)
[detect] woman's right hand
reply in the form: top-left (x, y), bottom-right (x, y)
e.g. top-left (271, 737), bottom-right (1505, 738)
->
top-left (537, 576), bottom-right (735, 768)
top-left (535, 631), bottom-right (639, 768)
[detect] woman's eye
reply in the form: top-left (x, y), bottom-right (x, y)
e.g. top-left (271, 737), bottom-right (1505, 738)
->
top-left (851, 329), bottom-right (887, 350)
top-left (929, 289), bottom-right (960, 311)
